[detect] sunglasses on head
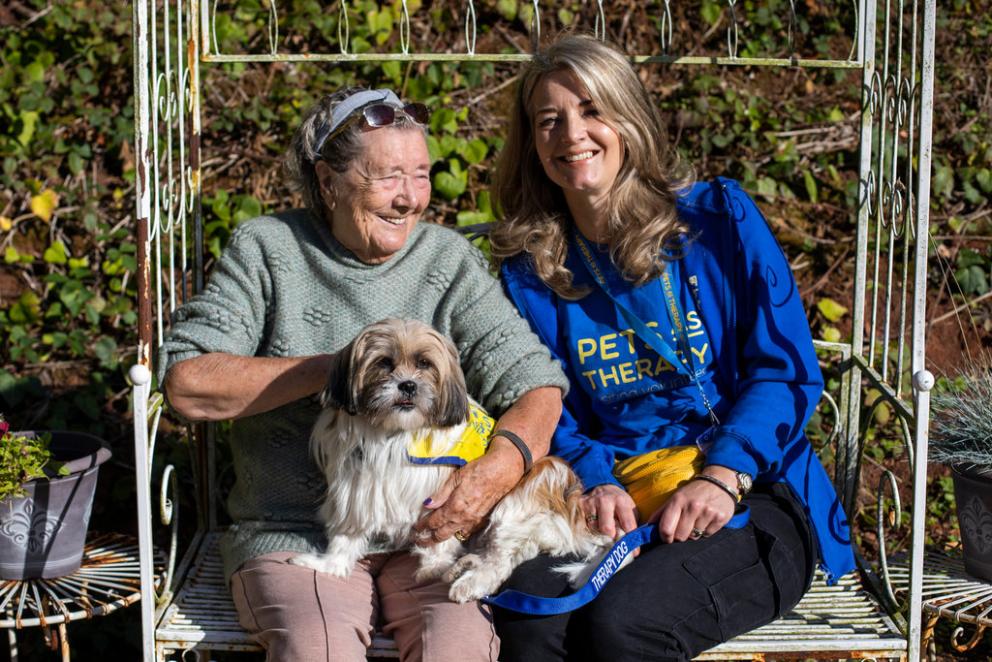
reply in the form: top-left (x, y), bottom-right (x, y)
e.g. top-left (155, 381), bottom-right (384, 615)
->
top-left (315, 102), bottom-right (431, 157)
top-left (358, 102), bottom-right (431, 128)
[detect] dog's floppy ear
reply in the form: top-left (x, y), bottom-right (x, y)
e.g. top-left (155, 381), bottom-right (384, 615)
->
top-left (433, 330), bottom-right (469, 427)
top-left (321, 339), bottom-right (358, 415)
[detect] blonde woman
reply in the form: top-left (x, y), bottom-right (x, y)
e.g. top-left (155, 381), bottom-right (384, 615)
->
top-left (489, 35), bottom-right (855, 661)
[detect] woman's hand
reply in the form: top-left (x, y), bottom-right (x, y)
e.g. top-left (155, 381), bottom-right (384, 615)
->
top-left (581, 483), bottom-right (639, 540)
top-left (414, 387), bottom-right (562, 544)
top-left (414, 442), bottom-right (523, 543)
top-left (650, 467), bottom-right (738, 543)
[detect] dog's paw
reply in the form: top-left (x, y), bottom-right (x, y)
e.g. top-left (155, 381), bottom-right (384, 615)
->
top-left (448, 566), bottom-right (502, 603)
top-left (441, 553), bottom-right (482, 584)
top-left (288, 553), bottom-right (352, 577)
top-left (413, 559), bottom-right (450, 583)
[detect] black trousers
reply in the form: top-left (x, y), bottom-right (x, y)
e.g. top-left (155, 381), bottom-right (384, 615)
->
top-left (493, 483), bottom-right (816, 662)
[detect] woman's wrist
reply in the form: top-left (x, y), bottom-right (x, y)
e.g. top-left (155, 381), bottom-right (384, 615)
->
top-left (491, 429), bottom-right (533, 473)
top-left (486, 435), bottom-right (529, 477)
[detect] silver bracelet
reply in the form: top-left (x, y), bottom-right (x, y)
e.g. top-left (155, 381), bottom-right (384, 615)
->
top-left (692, 474), bottom-right (740, 504)
top-left (491, 429), bottom-right (533, 473)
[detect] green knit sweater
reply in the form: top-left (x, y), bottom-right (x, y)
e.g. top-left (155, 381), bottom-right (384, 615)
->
top-left (159, 209), bottom-right (569, 580)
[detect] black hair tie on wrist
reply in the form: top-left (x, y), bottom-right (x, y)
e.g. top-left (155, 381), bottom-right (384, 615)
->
top-left (491, 429), bottom-right (533, 473)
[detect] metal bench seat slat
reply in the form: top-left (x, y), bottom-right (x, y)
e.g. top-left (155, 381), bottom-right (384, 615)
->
top-left (155, 532), bottom-right (905, 660)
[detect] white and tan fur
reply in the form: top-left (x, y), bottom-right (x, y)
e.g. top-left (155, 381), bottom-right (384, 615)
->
top-left (291, 318), bottom-right (619, 602)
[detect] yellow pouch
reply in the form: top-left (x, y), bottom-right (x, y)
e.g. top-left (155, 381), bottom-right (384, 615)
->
top-left (613, 446), bottom-right (704, 521)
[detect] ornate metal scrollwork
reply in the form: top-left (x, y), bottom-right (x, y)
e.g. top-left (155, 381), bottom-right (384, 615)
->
top-left (158, 463), bottom-right (181, 602)
top-left (949, 622), bottom-right (988, 653)
top-left (464, 0), bottom-right (477, 55)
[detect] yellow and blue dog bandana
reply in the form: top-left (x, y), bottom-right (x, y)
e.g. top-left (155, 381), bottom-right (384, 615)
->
top-left (406, 402), bottom-right (495, 466)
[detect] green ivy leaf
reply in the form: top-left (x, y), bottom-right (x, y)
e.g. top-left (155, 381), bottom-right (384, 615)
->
top-left (59, 283), bottom-right (93, 316)
top-left (233, 195), bottom-right (262, 223)
top-left (10, 291), bottom-right (41, 324)
top-left (496, 0), bottom-right (517, 20)
top-left (43, 240), bottom-right (68, 264)
top-left (68, 151), bottom-right (85, 174)
top-left (701, 0), bottom-right (722, 26)
top-left (458, 138), bottom-right (488, 165)
top-left (956, 264), bottom-right (989, 295)
top-left (756, 177), bottom-right (777, 200)
top-left (957, 248), bottom-right (985, 269)
top-left (23, 61), bottom-right (45, 84)
top-left (977, 169), bottom-right (992, 194)
top-left (425, 135), bottom-right (442, 163)
top-left (381, 61), bottom-right (402, 85)
top-left (817, 297), bottom-right (848, 322)
top-left (18, 110), bottom-right (39, 147)
top-left (932, 162), bottom-right (954, 199)
top-left (821, 326), bottom-right (842, 343)
top-left (93, 337), bottom-right (119, 369)
top-left (803, 170), bottom-right (818, 203)
top-left (434, 171), bottom-right (466, 200)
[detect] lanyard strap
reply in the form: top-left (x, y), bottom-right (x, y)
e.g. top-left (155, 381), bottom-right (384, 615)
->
top-left (482, 508), bottom-right (750, 616)
top-left (573, 233), bottom-right (719, 426)
top-left (573, 234), bottom-right (689, 378)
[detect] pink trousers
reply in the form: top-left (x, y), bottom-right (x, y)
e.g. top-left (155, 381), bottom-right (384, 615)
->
top-left (230, 551), bottom-right (500, 662)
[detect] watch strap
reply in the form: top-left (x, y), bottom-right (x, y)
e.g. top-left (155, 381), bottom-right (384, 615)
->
top-left (692, 474), bottom-right (740, 504)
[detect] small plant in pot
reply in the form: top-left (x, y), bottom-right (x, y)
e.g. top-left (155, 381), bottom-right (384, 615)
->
top-left (0, 415), bottom-right (112, 580)
top-left (929, 369), bottom-right (992, 581)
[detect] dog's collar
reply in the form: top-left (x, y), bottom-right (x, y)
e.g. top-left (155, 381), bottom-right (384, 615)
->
top-left (406, 402), bottom-right (495, 466)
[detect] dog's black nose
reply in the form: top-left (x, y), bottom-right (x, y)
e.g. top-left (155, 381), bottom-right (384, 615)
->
top-left (398, 380), bottom-right (418, 396)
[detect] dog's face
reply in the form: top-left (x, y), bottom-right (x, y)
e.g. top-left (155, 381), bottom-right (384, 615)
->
top-left (322, 319), bottom-right (469, 432)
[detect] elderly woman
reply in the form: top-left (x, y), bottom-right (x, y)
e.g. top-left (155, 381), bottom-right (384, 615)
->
top-left (159, 87), bottom-right (568, 662)
top-left (488, 36), bottom-right (855, 661)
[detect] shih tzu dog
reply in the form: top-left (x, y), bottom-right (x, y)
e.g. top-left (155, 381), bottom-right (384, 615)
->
top-left (290, 318), bottom-right (617, 602)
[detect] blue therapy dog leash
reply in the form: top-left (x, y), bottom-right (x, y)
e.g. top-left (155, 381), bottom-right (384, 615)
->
top-left (482, 508), bottom-right (750, 615)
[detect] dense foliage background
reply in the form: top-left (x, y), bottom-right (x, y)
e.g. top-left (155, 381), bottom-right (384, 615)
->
top-left (1, 0), bottom-right (990, 658)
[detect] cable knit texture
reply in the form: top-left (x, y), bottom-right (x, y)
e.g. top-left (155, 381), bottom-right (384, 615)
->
top-left (158, 209), bottom-right (570, 580)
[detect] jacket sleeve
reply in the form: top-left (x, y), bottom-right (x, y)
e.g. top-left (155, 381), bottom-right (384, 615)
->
top-left (703, 180), bottom-right (825, 480)
top-left (501, 259), bottom-right (622, 491)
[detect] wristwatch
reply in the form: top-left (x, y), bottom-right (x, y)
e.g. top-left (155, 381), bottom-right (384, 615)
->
top-left (735, 471), bottom-right (753, 497)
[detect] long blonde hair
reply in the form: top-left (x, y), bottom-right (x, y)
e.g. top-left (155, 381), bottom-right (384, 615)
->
top-left (490, 34), bottom-right (691, 300)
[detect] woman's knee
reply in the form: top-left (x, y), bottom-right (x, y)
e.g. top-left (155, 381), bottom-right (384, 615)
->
top-left (584, 592), bottom-right (691, 662)
top-left (230, 552), bottom-right (375, 661)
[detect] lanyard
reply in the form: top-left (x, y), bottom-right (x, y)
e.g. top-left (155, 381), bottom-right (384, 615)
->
top-left (573, 232), bottom-right (720, 428)
top-left (482, 509), bottom-right (750, 615)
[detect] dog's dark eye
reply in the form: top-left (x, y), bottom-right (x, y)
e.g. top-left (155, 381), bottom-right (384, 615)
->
top-left (416, 357), bottom-right (433, 370)
top-left (378, 357), bottom-right (395, 371)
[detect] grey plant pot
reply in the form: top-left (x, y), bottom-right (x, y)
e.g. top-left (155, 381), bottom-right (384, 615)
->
top-left (952, 463), bottom-right (992, 582)
top-left (0, 431), bottom-right (112, 580)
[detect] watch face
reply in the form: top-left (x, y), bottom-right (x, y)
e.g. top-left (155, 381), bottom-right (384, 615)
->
top-left (737, 472), bottom-right (753, 494)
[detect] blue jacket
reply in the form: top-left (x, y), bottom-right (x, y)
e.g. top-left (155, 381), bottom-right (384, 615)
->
top-left (501, 178), bottom-right (855, 583)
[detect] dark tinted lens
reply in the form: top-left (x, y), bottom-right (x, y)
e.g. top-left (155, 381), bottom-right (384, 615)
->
top-left (403, 103), bottom-right (430, 125)
top-left (362, 104), bottom-right (397, 127)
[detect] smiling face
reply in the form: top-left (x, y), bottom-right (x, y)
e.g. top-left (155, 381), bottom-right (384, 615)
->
top-left (529, 68), bottom-right (623, 216)
top-left (319, 127), bottom-right (431, 264)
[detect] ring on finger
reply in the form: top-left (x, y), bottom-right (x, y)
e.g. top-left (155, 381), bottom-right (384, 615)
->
top-left (454, 530), bottom-right (469, 543)
top-left (585, 514), bottom-right (599, 522)
top-left (690, 527), bottom-right (705, 539)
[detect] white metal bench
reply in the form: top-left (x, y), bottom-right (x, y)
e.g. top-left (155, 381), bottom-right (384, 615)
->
top-left (151, 532), bottom-right (908, 660)
top-left (130, 1), bottom-right (939, 660)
